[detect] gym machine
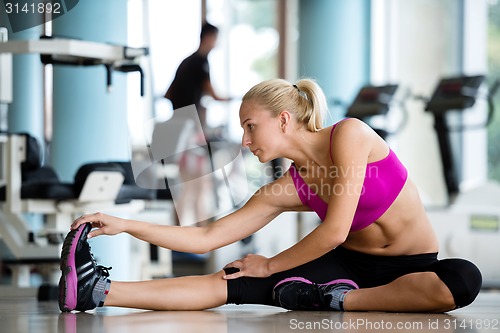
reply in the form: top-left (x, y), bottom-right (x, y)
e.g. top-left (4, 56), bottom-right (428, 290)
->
top-left (425, 75), bottom-right (500, 288)
top-left (0, 31), bottom-right (157, 297)
top-left (345, 84), bottom-right (406, 140)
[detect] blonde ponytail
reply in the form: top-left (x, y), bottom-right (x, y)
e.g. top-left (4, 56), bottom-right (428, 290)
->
top-left (242, 78), bottom-right (327, 132)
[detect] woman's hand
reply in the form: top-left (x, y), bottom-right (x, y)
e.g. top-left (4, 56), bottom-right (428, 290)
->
top-left (70, 212), bottom-right (127, 239)
top-left (223, 254), bottom-right (272, 279)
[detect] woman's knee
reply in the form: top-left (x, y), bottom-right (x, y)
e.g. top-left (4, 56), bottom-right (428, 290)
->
top-left (223, 267), bottom-right (244, 305)
top-left (223, 267), bottom-right (278, 306)
top-left (430, 258), bottom-right (482, 309)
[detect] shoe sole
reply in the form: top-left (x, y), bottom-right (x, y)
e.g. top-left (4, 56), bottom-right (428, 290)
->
top-left (59, 224), bottom-right (90, 312)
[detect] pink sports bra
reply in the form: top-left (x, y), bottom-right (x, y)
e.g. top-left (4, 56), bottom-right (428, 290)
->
top-left (289, 120), bottom-right (408, 232)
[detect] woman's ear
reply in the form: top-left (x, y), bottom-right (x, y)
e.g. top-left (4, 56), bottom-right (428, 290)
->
top-left (279, 111), bottom-right (291, 132)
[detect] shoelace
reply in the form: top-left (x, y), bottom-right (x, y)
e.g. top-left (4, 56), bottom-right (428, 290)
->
top-left (96, 265), bottom-right (112, 278)
top-left (86, 242), bottom-right (112, 278)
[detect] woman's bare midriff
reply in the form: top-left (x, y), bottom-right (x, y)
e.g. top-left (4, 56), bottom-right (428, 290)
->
top-left (342, 179), bottom-right (439, 256)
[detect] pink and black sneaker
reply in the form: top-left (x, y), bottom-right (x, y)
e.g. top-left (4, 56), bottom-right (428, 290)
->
top-left (59, 223), bottom-right (111, 312)
top-left (272, 277), bottom-right (359, 311)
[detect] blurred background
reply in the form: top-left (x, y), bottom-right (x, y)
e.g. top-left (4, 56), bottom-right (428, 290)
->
top-left (0, 0), bottom-right (499, 294)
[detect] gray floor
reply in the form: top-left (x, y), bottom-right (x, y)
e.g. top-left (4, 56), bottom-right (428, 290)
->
top-left (0, 290), bottom-right (499, 333)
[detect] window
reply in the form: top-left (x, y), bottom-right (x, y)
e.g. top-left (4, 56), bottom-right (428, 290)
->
top-left (371, 0), bottom-right (466, 205)
top-left (126, 0), bottom-right (284, 206)
top-left (487, 0), bottom-right (500, 180)
top-left (205, 0), bottom-right (279, 142)
top-left (127, 0), bottom-right (202, 145)
top-left (127, 0), bottom-right (281, 144)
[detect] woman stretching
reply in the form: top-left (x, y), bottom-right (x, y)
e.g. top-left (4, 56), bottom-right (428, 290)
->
top-left (59, 78), bottom-right (481, 313)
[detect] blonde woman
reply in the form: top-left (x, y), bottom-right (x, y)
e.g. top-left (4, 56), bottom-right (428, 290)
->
top-left (59, 79), bottom-right (481, 313)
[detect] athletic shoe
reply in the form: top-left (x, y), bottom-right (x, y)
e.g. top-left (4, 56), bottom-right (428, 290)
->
top-left (59, 223), bottom-right (111, 312)
top-left (272, 277), bottom-right (359, 311)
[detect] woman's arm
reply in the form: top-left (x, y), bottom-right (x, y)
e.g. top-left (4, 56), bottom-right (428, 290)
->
top-left (72, 175), bottom-right (303, 254)
top-left (125, 188), bottom-right (281, 253)
top-left (225, 119), bottom-right (373, 279)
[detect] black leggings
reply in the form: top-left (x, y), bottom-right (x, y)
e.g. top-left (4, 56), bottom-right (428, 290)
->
top-left (224, 246), bottom-right (482, 309)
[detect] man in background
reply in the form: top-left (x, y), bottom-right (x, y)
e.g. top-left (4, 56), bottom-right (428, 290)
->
top-left (162, 22), bottom-right (230, 229)
top-left (164, 22), bottom-right (228, 131)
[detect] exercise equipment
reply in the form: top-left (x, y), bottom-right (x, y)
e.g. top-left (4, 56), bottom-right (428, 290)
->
top-left (0, 133), bottom-right (154, 288)
top-left (0, 36), bottom-right (148, 95)
top-left (346, 84), bottom-right (405, 139)
top-left (425, 75), bottom-right (500, 288)
top-left (0, 32), bottom-right (160, 293)
top-left (425, 75), bottom-right (487, 199)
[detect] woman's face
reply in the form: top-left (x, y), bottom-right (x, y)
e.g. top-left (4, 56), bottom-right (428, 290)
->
top-left (239, 101), bottom-right (281, 163)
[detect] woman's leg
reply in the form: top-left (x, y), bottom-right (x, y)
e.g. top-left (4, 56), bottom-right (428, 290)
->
top-left (59, 223), bottom-right (231, 312)
top-left (272, 254), bottom-right (481, 313)
top-left (105, 270), bottom-right (228, 311)
top-left (344, 272), bottom-right (455, 313)
top-left (344, 258), bottom-right (482, 312)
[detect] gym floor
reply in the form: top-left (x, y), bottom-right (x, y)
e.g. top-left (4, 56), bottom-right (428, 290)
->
top-left (1, 289), bottom-right (499, 333)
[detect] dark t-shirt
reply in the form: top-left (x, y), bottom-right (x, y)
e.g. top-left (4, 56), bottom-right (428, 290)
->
top-left (166, 52), bottom-right (210, 110)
